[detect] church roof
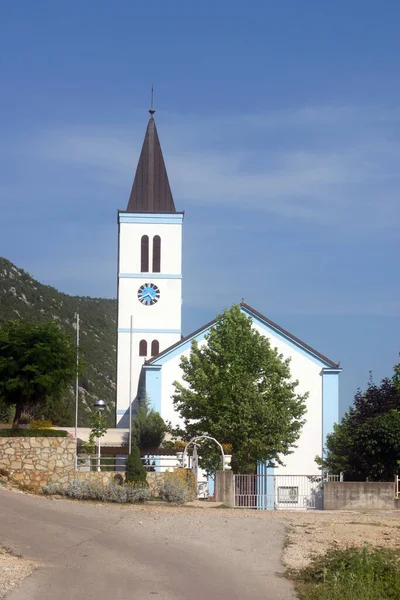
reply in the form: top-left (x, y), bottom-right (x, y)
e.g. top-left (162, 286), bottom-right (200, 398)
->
top-left (145, 302), bottom-right (340, 369)
top-left (126, 110), bottom-right (176, 213)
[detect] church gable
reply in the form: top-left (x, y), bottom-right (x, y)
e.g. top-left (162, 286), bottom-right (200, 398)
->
top-left (145, 303), bottom-right (338, 369)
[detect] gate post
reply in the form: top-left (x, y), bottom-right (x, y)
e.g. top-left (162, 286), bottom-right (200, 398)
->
top-left (215, 470), bottom-right (234, 507)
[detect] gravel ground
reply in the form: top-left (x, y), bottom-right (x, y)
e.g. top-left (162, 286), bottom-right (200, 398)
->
top-left (2, 491), bottom-right (400, 596)
top-left (0, 548), bottom-right (34, 599)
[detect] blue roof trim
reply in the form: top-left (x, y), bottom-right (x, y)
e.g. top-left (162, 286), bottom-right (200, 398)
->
top-left (144, 303), bottom-right (339, 369)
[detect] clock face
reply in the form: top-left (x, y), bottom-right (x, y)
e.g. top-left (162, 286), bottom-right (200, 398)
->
top-left (137, 283), bottom-right (160, 306)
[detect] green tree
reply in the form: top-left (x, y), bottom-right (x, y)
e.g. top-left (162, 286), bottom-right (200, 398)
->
top-left (81, 410), bottom-right (108, 455)
top-left (0, 320), bottom-right (76, 427)
top-left (172, 304), bottom-right (308, 474)
top-left (317, 364), bottom-right (400, 481)
top-left (131, 397), bottom-right (166, 451)
top-left (125, 446), bottom-right (147, 484)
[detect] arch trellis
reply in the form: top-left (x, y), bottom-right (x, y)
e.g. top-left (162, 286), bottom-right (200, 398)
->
top-left (181, 435), bottom-right (226, 472)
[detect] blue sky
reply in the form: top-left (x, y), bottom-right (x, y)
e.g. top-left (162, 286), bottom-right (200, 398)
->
top-left (1, 1), bottom-right (400, 415)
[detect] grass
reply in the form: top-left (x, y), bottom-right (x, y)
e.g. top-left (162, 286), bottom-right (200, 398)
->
top-left (292, 545), bottom-right (400, 600)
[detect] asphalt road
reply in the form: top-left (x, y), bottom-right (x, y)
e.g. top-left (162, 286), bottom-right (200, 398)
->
top-left (0, 488), bottom-right (296, 599)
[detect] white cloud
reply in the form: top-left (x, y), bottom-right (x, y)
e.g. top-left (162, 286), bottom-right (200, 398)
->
top-left (13, 105), bottom-right (399, 232)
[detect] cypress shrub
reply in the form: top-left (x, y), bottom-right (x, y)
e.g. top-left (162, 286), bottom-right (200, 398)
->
top-left (125, 445), bottom-right (147, 484)
top-left (0, 429), bottom-right (68, 438)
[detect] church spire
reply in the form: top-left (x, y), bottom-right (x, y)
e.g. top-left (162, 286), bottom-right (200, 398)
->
top-left (126, 100), bottom-right (176, 213)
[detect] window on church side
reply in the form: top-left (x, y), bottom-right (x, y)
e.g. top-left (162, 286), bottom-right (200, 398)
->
top-left (141, 235), bottom-right (149, 272)
top-left (151, 340), bottom-right (159, 356)
top-left (152, 235), bottom-right (161, 273)
top-left (139, 339), bottom-right (147, 357)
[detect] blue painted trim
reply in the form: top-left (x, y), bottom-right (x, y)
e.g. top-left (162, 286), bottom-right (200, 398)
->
top-left (118, 328), bottom-right (181, 334)
top-left (119, 273), bottom-right (182, 279)
top-left (145, 366), bottom-right (162, 413)
top-left (208, 475), bottom-right (215, 497)
top-left (257, 462), bottom-right (275, 510)
top-left (116, 409), bottom-right (127, 415)
top-left (145, 305), bottom-right (336, 369)
top-left (144, 326), bottom-right (209, 367)
top-left (119, 213), bottom-right (184, 225)
top-left (322, 368), bottom-right (341, 457)
top-left (241, 306), bottom-right (334, 368)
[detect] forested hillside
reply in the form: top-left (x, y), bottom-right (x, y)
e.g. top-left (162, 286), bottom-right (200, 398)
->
top-left (0, 258), bottom-right (117, 426)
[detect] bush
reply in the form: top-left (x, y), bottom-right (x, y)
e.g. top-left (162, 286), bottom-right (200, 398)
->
top-left (160, 469), bottom-right (197, 504)
top-left (294, 545), bottom-right (400, 600)
top-left (41, 480), bottom-right (150, 504)
top-left (131, 398), bottom-right (166, 450)
top-left (125, 446), bottom-right (147, 484)
top-left (30, 419), bottom-right (53, 429)
top-left (0, 429), bottom-right (67, 437)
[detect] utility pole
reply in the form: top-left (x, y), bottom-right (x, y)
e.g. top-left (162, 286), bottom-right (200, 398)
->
top-left (128, 315), bottom-right (133, 454)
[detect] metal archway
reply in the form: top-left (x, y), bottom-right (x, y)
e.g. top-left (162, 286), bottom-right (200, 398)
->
top-left (181, 435), bottom-right (226, 472)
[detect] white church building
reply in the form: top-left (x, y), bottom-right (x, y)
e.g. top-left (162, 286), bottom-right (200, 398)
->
top-left (115, 107), bottom-right (341, 498)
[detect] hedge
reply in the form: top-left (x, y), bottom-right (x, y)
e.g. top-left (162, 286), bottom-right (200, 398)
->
top-left (0, 429), bottom-right (68, 438)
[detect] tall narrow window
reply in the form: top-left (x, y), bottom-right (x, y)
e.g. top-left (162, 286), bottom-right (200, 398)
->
top-left (141, 235), bottom-right (149, 272)
top-left (139, 340), bottom-right (147, 357)
top-left (151, 340), bottom-right (159, 356)
top-left (152, 235), bottom-right (161, 273)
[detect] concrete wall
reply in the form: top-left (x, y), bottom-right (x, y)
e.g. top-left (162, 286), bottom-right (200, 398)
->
top-left (215, 470), bottom-right (234, 507)
top-left (324, 482), bottom-right (400, 510)
top-left (0, 437), bottom-right (76, 491)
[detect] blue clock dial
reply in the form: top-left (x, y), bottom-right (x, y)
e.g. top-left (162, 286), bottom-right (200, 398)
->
top-left (137, 283), bottom-right (160, 306)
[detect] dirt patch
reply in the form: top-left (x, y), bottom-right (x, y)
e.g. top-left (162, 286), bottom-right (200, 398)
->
top-left (278, 510), bottom-right (400, 570)
top-left (0, 547), bottom-right (35, 598)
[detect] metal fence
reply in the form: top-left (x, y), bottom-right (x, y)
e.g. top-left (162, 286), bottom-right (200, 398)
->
top-left (76, 454), bottom-right (184, 472)
top-left (234, 474), bottom-right (340, 510)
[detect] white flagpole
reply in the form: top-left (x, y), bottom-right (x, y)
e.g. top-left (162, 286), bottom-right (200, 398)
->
top-left (128, 314), bottom-right (133, 454)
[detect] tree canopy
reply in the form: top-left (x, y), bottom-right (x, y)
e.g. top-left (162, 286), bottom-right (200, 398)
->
top-left (0, 320), bottom-right (76, 427)
top-left (172, 304), bottom-right (308, 474)
top-left (317, 363), bottom-right (400, 481)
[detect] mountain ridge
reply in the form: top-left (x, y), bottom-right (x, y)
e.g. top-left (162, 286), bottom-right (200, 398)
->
top-left (0, 257), bottom-right (117, 426)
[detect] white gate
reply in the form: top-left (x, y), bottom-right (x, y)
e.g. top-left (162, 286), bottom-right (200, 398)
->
top-left (234, 474), bottom-right (325, 510)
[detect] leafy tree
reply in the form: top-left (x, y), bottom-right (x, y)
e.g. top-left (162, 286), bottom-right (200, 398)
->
top-left (131, 397), bottom-right (166, 451)
top-left (125, 446), bottom-right (147, 484)
top-left (317, 366), bottom-right (400, 481)
top-left (0, 320), bottom-right (76, 427)
top-left (81, 410), bottom-right (108, 455)
top-left (172, 304), bottom-right (308, 474)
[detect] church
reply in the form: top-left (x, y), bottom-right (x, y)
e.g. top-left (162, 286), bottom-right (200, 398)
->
top-left (115, 106), bottom-right (341, 483)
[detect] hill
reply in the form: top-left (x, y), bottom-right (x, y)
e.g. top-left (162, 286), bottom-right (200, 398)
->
top-left (0, 257), bottom-right (117, 426)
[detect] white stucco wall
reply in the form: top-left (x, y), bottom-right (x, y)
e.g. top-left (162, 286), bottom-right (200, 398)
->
top-left (116, 217), bottom-right (182, 423)
top-left (156, 319), bottom-right (324, 475)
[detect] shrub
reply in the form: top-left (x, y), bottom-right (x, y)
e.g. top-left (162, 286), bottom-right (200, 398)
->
top-left (125, 446), bottom-right (147, 484)
top-left (30, 419), bottom-right (53, 429)
top-left (160, 469), bottom-right (197, 504)
top-left (294, 545), bottom-right (400, 600)
top-left (41, 480), bottom-right (149, 504)
top-left (0, 429), bottom-right (67, 438)
top-left (131, 397), bottom-right (166, 450)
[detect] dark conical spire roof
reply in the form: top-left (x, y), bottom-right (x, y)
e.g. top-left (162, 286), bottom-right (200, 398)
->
top-left (126, 111), bottom-right (176, 213)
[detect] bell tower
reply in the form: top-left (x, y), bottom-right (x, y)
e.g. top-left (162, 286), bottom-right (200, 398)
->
top-left (116, 107), bottom-right (183, 426)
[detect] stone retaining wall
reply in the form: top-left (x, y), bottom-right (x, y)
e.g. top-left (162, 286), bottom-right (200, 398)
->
top-left (0, 437), bottom-right (76, 491)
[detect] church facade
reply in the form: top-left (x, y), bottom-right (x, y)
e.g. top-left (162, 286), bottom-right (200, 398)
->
top-left (116, 108), bottom-right (341, 480)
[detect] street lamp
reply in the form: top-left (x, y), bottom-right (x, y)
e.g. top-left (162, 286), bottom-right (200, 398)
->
top-left (93, 399), bottom-right (106, 472)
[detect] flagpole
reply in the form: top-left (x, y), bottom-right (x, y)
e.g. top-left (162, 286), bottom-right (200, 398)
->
top-left (128, 314), bottom-right (133, 454)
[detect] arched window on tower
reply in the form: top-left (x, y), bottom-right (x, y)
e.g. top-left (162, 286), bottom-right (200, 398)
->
top-left (152, 235), bottom-right (161, 273)
top-left (151, 340), bottom-right (159, 356)
top-left (139, 339), bottom-right (147, 357)
top-left (141, 235), bottom-right (149, 272)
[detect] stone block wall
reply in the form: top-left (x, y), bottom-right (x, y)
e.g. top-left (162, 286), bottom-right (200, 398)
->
top-left (0, 437), bottom-right (76, 491)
